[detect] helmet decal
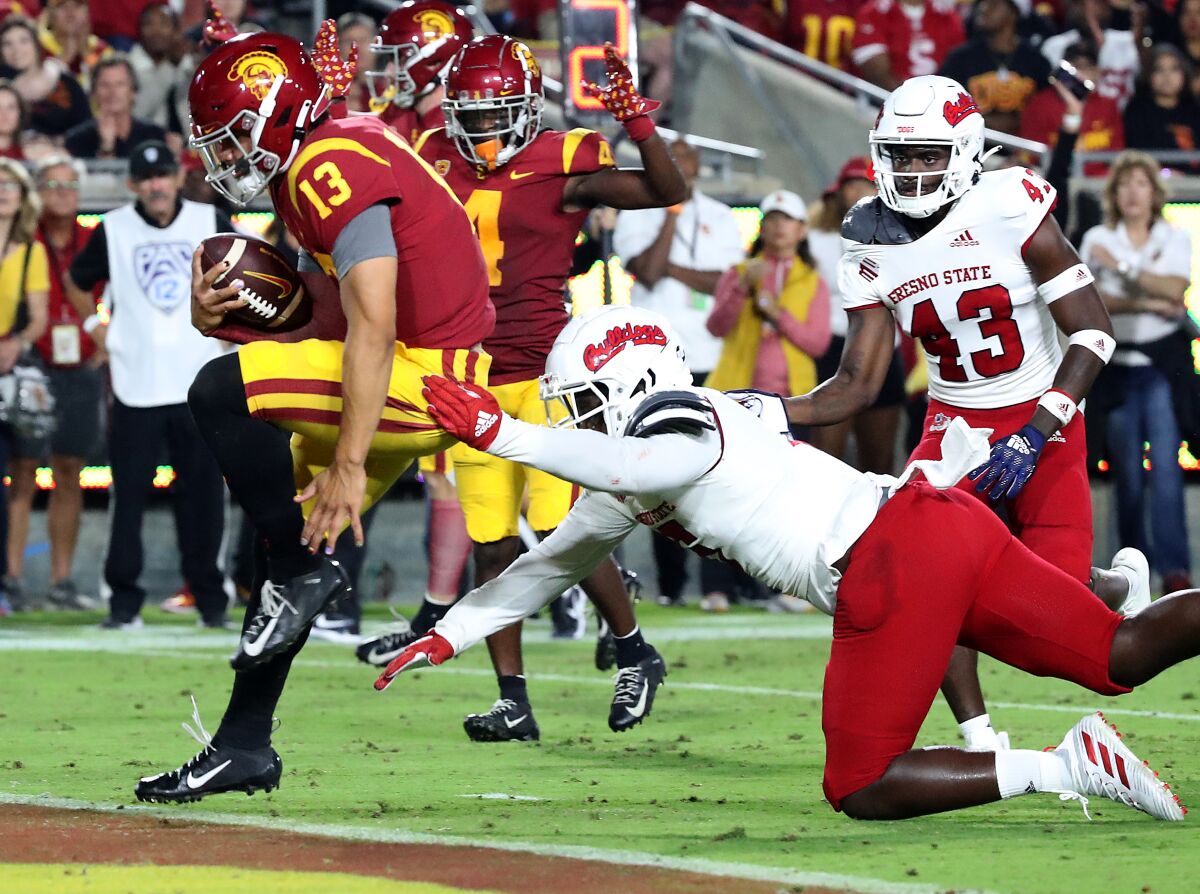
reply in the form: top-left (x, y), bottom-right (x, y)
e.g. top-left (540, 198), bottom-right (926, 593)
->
top-left (229, 50), bottom-right (289, 101)
top-left (583, 323), bottom-right (668, 372)
top-left (511, 41), bottom-right (540, 78)
top-left (942, 92), bottom-right (980, 126)
top-left (415, 8), bottom-right (456, 36)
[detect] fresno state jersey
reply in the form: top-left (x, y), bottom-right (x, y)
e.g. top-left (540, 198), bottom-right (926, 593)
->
top-left (839, 167), bottom-right (1060, 409)
top-left (415, 126), bottom-right (614, 385)
top-left (380, 101), bottom-right (446, 145)
top-left (270, 114), bottom-right (494, 349)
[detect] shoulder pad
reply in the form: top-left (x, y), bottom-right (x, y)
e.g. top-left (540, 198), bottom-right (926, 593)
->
top-left (724, 389), bottom-right (792, 440)
top-left (624, 391), bottom-right (717, 439)
top-left (841, 196), bottom-right (916, 246)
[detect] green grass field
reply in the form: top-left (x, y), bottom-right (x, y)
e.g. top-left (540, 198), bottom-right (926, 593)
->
top-left (2, 603), bottom-right (1197, 893)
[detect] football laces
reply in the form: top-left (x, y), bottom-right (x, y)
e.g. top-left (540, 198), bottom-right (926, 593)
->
top-left (238, 286), bottom-right (279, 320)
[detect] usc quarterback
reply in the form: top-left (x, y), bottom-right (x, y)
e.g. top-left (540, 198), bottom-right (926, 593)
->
top-left (357, 37), bottom-right (687, 741)
top-left (135, 22), bottom-right (495, 803)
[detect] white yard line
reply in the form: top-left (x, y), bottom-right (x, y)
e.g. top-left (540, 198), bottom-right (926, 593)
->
top-left (0, 791), bottom-right (994, 894)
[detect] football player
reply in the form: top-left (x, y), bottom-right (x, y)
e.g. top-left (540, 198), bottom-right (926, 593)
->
top-left (784, 75), bottom-right (1146, 751)
top-left (378, 305), bottom-right (1192, 824)
top-left (356, 37), bottom-right (686, 742)
top-left (135, 24), bottom-right (496, 803)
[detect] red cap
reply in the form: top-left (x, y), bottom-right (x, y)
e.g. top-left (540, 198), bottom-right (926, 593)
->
top-left (824, 155), bottom-right (873, 195)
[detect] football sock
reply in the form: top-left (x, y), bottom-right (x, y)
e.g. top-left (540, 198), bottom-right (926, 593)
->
top-left (614, 626), bottom-right (654, 667)
top-left (426, 497), bottom-right (471, 601)
top-left (994, 749), bottom-right (1072, 799)
top-left (498, 674), bottom-right (528, 703)
top-left (959, 713), bottom-right (995, 748)
top-left (411, 596), bottom-right (454, 636)
top-left (188, 354), bottom-right (317, 581)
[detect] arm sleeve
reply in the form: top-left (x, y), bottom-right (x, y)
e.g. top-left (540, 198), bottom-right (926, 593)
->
top-left (487, 416), bottom-right (720, 494)
top-left (330, 203), bottom-right (398, 278)
top-left (707, 267), bottom-right (747, 336)
top-left (68, 222), bottom-right (109, 291)
top-left (435, 492), bottom-right (637, 653)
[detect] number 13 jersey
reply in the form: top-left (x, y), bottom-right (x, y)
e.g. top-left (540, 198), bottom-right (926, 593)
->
top-left (839, 167), bottom-right (1060, 410)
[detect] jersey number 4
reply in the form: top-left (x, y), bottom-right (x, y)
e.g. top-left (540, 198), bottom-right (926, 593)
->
top-left (910, 285), bottom-right (1025, 382)
top-left (464, 189), bottom-right (505, 287)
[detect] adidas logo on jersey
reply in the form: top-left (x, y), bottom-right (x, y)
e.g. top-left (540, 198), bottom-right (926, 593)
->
top-left (950, 229), bottom-right (979, 247)
top-left (1076, 267), bottom-right (1090, 281)
top-left (474, 411), bottom-right (498, 438)
top-left (858, 257), bottom-right (879, 282)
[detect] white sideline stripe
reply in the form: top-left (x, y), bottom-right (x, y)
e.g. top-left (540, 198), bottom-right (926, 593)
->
top-left (0, 791), bottom-right (992, 894)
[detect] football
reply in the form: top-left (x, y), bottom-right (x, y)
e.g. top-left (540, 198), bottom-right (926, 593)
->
top-left (199, 233), bottom-right (311, 333)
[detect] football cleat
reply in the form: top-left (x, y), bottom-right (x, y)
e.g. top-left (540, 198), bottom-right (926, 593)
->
top-left (356, 626), bottom-right (420, 667)
top-left (1054, 712), bottom-right (1186, 821)
top-left (609, 649), bottom-right (667, 733)
top-left (595, 617), bottom-right (616, 672)
top-left (1111, 548), bottom-right (1152, 617)
top-left (99, 615), bottom-right (144, 631)
top-left (231, 559), bottom-right (349, 671)
top-left (308, 611), bottom-right (361, 644)
top-left (159, 585), bottom-right (196, 614)
top-left (463, 698), bottom-right (540, 742)
top-left (47, 579), bottom-right (97, 611)
top-left (550, 585), bottom-right (587, 640)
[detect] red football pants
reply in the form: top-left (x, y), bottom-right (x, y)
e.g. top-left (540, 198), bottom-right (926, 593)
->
top-left (821, 482), bottom-right (1127, 812)
top-left (907, 397), bottom-right (1093, 582)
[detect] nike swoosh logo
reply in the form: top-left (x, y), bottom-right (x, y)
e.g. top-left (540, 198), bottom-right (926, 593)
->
top-left (367, 646), bottom-right (399, 664)
top-left (504, 714), bottom-right (528, 728)
top-left (186, 759), bottom-right (231, 789)
top-left (509, 170), bottom-right (535, 180)
top-left (625, 684), bottom-right (649, 719)
top-left (242, 617), bottom-right (278, 657)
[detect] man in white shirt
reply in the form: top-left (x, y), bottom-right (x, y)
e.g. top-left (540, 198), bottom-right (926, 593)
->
top-left (1040, 0), bottom-right (1140, 106)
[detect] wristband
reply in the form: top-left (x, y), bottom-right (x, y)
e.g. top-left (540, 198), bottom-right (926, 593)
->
top-left (623, 114), bottom-right (656, 143)
top-left (82, 314), bottom-right (102, 334)
top-left (1068, 328), bottom-right (1116, 364)
top-left (1061, 112), bottom-right (1082, 132)
top-left (1037, 263), bottom-right (1094, 303)
top-left (1037, 389), bottom-right (1078, 427)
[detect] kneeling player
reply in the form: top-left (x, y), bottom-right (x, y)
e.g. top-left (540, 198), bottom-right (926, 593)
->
top-left (379, 305), bottom-right (1192, 823)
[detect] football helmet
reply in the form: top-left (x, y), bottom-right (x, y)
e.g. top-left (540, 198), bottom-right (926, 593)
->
top-left (366, 0), bottom-right (472, 110)
top-left (188, 32), bottom-right (331, 206)
top-left (444, 35), bottom-right (543, 170)
top-left (869, 75), bottom-right (985, 219)
top-left (540, 306), bottom-right (692, 436)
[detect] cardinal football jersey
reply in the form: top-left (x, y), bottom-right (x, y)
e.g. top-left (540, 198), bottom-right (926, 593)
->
top-left (380, 102), bottom-right (446, 145)
top-left (839, 167), bottom-right (1061, 409)
top-left (415, 126), bottom-right (615, 384)
top-left (269, 114), bottom-right (495, 349)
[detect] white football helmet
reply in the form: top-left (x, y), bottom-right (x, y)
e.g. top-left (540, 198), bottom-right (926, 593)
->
top-left (540, 306), bottom-right (692, 436)
top-left (870, 75), bottom-right (985, 219)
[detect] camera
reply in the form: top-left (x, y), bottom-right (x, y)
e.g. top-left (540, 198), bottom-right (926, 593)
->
top-left (1051, 60), bottom-right (1095, 101)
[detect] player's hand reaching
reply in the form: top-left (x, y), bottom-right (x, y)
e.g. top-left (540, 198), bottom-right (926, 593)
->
top-left (202, 0), bottom-right (238, 47)
top-left (190, 246), bottom-right (246, 335)
top-left (422, 375), bottom-right (504, 451)
top-left (296, 459), bottom-right (368, 554)
top-left (967, 424), bottom-right (1046, 501)
top-left (311, 18), bottom-right (359, 99)
top-left (581, 42), bottom-right (661, 142)
top-left (374, 632), bottom-right (455, 691)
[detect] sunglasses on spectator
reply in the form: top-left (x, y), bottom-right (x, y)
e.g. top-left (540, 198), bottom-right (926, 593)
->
top-left (40, 179), bottom-right (79, 191)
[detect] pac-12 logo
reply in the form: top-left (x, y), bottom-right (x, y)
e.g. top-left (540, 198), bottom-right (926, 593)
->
top-left (135, 242), bottom-right (193, 312)
top-left (229, 50), bottom-right (288, 101)
top-left (583, 323), bottom-right (668, 371)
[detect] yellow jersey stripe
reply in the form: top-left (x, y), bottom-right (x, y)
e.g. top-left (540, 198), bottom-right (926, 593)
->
top-left (562, 128), bottom-right (596, 174)
top-left (286, 138), bottom-right (391, 208)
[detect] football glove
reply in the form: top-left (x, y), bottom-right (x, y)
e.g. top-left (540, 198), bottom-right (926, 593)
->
top-left (311, 19), bottom-right (359, 100)
top-left (580, 42), bottom-right (661, 142)
top-left (374, 631), bottom-right (454, 691)
top-left (967, 424), bottom-right (1046, 501)
top-left (422, 375), bottom-right (504, 451)
top-left (202, 0), bottom-right (238, 47)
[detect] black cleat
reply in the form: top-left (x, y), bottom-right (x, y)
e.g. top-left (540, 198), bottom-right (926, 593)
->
top-left (609, 649), bottom-right (667, 733)
top-left (549, 585), bottom-right (587, 640)
top-left (135, 742), bottom-right (282, 804)
top-left (232, 558), bottom-right (349, 670)
top-left (595, 617), bottom-right (616, 672)
top-left (463, 698), bottom-right (540, 742)
top-left (355, 627), bottom-right (419, 666)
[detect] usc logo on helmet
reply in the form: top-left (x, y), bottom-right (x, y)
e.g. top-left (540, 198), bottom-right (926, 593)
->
top-left (511, 42), bottom-right (540, 78)
top-left (415, 9), bottom-right (456, 38)
top-left (228, 50), bottom-right (289, 101)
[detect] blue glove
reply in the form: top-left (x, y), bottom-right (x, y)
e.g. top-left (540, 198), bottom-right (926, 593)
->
top-left (967, 424), bottom-right (1046, 501)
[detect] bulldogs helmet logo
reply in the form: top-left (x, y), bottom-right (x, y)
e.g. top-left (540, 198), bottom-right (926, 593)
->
top-left (942, 91), bottom-right (979, 126)
top-left (228, 50), bottom-right (289, 101)
top-left (582, 323), bottom-right (668, 372)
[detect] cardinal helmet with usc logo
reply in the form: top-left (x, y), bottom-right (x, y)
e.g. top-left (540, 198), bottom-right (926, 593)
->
top-left (869, 75), bottom-right (985, 219)
top-left (444, 34), bottom-right (543, 170)
top-left (366, 0), bottom-right (473, 110)
top-left (540, 306), bottom-right (691, 435)
top-left (188, 32), bottom-right (331, 206)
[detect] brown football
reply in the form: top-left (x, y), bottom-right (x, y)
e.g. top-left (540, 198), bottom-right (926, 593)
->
top-left (199, 233), bottom-right (311, 333)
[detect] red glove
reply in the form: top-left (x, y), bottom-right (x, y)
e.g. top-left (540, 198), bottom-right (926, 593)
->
top-left (202, 0), bottom-right (238, 47)
top-left (311, 19), bottom-right (359, 101)
top-left (421, 375), bottom-right (504, 451)
top-left (581, 42), bottom-right (662, 142)
top-left (374, 632), bottom-right (454, 691)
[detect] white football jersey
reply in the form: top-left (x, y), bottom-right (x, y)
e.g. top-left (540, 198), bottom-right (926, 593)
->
top-left (840, 167), bottom-right (1062, 409)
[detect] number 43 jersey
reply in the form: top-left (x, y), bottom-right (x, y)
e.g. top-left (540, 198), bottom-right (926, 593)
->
top-left (839, 167), bottom-right (1060, 410)
top-left (416, 126), bottom-right (615, 386)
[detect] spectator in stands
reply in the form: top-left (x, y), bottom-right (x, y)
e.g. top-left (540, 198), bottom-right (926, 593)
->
top-left (1040, 0), bottom-right (1141, 106)
top-left (939, 0), bottom-right (1050, 134)
top-left (0, 17), bottom-right (89, 136)
top-left (0, 158), bottom-right (49, 614)
top-left (64, 140), bottom-right (231, 630)
top-left (1081, 150), bottom-right (1193, 593)
top-left (613, 138), bottom-right (745, 607)
top-left (852, 0), bottom-right (965, 90)
top-left (1172, 0), bottom-right (1200, 94)
top-left (38, 0), bottom-right (112, 91)
top-left (0, 80), bottom-right (28, 159)
top-left (130, 3), bottom-right (192, 134)
top-left (91, 0), bottom-right (159, 52)
top-left (7, 154), bottom-right (100, 612)
top-left (64, 57), bottom-right (166, 159)
top-left (808, 156), bottom-right (906, 475)
top-left (783, 0), bottom-right (860, 71)
top-left (1122, 44), bottom-right (1200, 164)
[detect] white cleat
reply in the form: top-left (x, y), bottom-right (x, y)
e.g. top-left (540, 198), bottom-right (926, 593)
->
top-left (1054, 712), bottom-right (1185, 821)
top-left (1111, 547), bottom-right (1151, 617)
